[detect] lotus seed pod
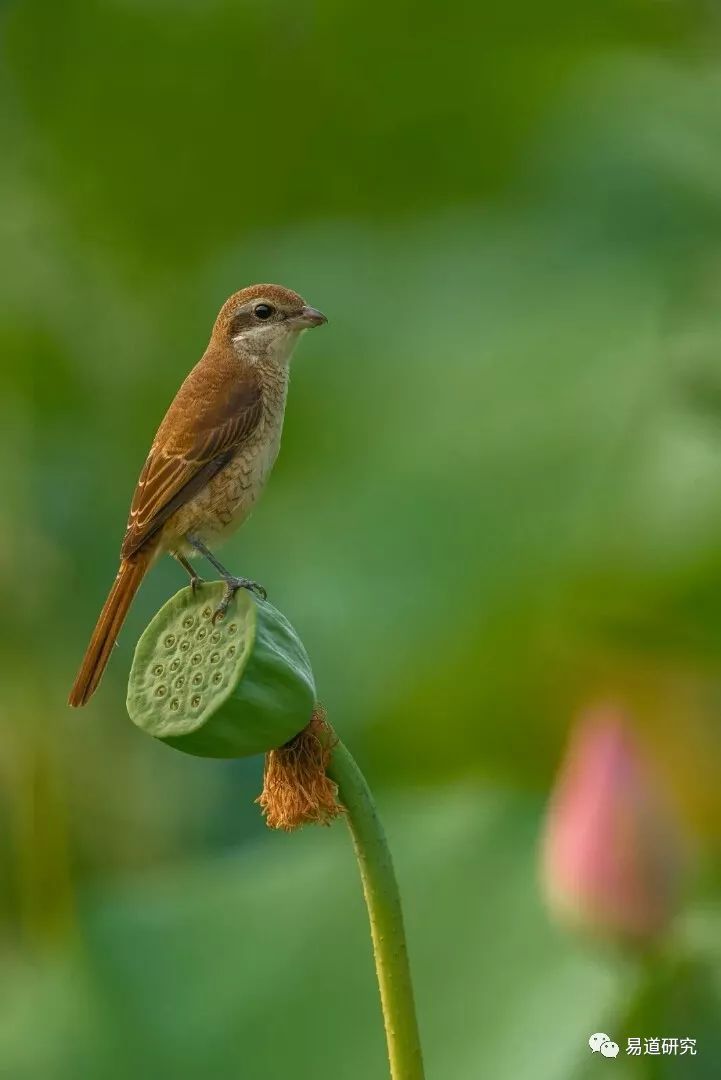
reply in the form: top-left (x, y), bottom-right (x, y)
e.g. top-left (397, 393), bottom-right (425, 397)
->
top-left (127, 584), bottom-right (316, 758)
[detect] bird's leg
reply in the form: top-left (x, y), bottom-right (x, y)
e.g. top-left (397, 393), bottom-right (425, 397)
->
top-left (174, 552), bottom-right (205, 595)
top-left (186, 533), bottom-right (267, 623)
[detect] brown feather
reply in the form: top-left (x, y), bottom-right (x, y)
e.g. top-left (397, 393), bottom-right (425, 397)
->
top-left (121, 350), bottom-right (263, 558)
top-left (68, 553), bottom-right (151, 707)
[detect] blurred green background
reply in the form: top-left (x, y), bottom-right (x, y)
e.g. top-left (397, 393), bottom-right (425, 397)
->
top-left (2, 0), bottom-right (721, 1076)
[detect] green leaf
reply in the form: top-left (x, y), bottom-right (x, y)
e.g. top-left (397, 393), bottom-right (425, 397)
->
top-left (0, 787), bottom-right (635, 1079)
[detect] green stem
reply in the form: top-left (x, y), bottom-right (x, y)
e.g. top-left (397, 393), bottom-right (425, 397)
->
top-left (327, 740), bottom-right (425, 1080)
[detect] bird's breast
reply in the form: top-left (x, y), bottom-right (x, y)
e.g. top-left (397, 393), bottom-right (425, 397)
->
top-left (167, 387), bottom-right (287, 553)
top-left (209, 408), bottom-right (284, 528)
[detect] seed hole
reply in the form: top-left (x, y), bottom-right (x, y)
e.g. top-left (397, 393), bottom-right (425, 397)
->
top-left (210, 651), bottom-right (220, 664)
top-left (153, 664), bottom-right (164, 677)
top-left (192, 672), bottom-right (203, 686)
top-left (164, 634), bottom-right (176, 649)
top-left (228, 624), bottom-right (237, 635)
top-left (191, 695), bottom-right (201, 708)
top-left (170, 698), bottom-right (179, 711)
top-left (191, 653), bottom-right (202, 666)
top-left (175, 676), bottom-right (185, 689)
top-left (170, 658), bottom-right (180, 672)
top-left (202, 607), bottom-right (212, 619)
top-left (210, 630), bottom-right (221, 644)
top-left (212, 671), bottom-right (223, 684)
top-left (180, 640), bottom-right (190, 652)
top-left (227, 645), bottom-right (236, 658)
top-left (196, 626), bottom-right (207, 641)
top-left (182, 616), bottom-right (194, 629)
top-left (155, 685), bottom-right (167, 697)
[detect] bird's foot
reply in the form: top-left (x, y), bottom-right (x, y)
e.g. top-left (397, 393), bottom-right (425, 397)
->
top-left (189, 573), bottom-right (205, 596)
top-left (212, 576), bottom-right (267, 624)
top-left (175, 551), bottom-right (206, 595)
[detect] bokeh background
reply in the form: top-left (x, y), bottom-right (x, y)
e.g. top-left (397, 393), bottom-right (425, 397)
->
top-left (2, 0), bottom-right (721, 1076)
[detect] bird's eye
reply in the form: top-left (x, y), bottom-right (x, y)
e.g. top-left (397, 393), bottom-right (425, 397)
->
top-left (254, 303), bottom-right (274, 320)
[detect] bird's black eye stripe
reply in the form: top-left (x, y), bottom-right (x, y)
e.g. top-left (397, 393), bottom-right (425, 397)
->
top-left (254, 303), bottom-right (274, 320)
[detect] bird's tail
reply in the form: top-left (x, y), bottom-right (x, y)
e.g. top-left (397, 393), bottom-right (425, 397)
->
top-left (68, 554), bottom-right (150, 707)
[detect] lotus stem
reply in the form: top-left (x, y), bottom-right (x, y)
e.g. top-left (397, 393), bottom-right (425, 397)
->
top-left (327, 739), bottom-right (425, 1080)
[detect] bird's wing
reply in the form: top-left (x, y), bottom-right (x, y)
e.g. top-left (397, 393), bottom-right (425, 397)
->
top-left (120, 366), bottom-right (263, 559)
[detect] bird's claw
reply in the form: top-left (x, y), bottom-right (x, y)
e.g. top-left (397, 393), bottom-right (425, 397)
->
top-left (190, 575), bottom-right (205, 596)
top-left (212, 577), bottom-right (267, 624)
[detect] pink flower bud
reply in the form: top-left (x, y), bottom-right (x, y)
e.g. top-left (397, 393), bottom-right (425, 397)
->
top-left (540, 705), bottom-right (686, 945)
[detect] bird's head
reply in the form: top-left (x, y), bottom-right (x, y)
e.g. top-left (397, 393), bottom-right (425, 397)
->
top-left (214, 284), bottom-right (326, 366)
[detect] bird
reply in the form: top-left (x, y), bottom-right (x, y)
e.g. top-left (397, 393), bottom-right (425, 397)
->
top-left (68, 284), bottom-right (327, 707)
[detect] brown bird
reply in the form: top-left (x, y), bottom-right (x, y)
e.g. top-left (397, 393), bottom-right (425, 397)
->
top-left (68, 284), bottom-right (326, 707)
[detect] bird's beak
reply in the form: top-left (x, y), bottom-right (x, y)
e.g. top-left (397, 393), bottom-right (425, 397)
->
top-left (292, 305), bottom-right (327, 329)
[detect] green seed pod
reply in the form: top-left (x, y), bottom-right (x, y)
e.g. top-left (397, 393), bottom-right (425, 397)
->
top-left (126, 584), bottom-right (315, 758)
